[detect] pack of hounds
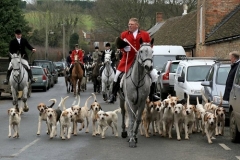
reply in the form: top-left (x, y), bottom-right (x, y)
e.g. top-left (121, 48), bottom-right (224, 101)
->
top-left (8, 90), bottom-right (225, 144)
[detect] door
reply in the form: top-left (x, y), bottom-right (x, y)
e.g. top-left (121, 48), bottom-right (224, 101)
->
top-left (204, 66), bottom-right (215, 102)
top-left (174, 65), bottom-right (185, 99)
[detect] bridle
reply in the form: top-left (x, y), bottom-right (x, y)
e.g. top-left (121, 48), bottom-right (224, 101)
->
top-left (137, 43), bottom-right (153, 66)
top-left (11, 54), bottom-right (25, 84)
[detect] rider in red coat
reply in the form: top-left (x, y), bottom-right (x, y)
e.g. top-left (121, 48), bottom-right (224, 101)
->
top-left (69, 44), bottom-right (85, 77)
top-left (108, 18), bottom-right (160, 103)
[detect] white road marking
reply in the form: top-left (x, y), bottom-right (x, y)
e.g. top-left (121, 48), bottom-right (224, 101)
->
top-left (219, 143), bottom-right (231, 150)
top-left (236, 156), bottom-right (240, 160)
top-left (11, 138), bottom-right (39, 157)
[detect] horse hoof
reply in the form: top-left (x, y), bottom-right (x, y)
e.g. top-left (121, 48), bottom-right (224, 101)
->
top-left (122, 131), bottom-right (127, 138)
top-left (129, 141), bottom-right (137, 148)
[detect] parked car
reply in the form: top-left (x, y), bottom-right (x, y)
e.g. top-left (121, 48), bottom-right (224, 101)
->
top-left (156, 60), bottom-right (180, 99)
top-left (201, 61), bottom-right (231, 119)
top-left (152, 45), bottom-right (186, 72)
top-left (174, 57), bottom-right (216, 104)
top-left (54, 61), bottom-right (65, 77)
top-left (229, 62), bottom-right (240, 143)
top-left (31, 66), bottom-right (49, 91)
top-left (32, 60), bottom-right (58, 84)
top-left (43, 67), bottom-right (54, 88)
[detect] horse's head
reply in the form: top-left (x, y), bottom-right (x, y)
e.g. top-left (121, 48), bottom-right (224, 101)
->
top-left (137, 38), bottom-right (154, 72)
top-left (104, 53), bottom-right (111, 64)
top-left (10, 53), bottom-right (21, 76)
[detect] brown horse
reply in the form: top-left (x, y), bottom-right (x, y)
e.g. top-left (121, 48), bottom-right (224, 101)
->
top-left (92, 55), bottom-right (102, 93)
top-left (71, 54), bottom-right (83, 96)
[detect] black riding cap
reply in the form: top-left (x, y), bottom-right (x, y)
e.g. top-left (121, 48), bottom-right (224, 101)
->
top-left (69, 51), bottom-right (72, 54)
top-left (105, 42), bottom-right (111, 47)
top-left (15, 29), bottom-right (22, 35)
top-left (115, 37), bottom-right (128, 49)
top-left (95, 46), bottom-right (99, 49)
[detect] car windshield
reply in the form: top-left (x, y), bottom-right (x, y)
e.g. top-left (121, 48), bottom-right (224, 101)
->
top-left (153, 55), bottom-right (181, 71)
top-left (55, 62), bottom-right (63, 67)
top-left (187, 66), bottom-right (211, 81)
top-left (216, 66), bottom-right (231, 85)
top-left (32, 68), bottom-right (43, 75)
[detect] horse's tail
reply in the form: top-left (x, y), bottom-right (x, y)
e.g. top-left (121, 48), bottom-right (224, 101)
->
top-left (84, 96), bottom-right (92, 108)
top-left (58, 96), bottom-right (69, 110)
top-left (91, 93), bottom-right (97, 102)
top-left (113, 108), bottom-right (121, 114)
top-left (48, 99), bottom-right (57, 108)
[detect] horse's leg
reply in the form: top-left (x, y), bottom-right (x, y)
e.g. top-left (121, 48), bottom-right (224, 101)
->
top-left (78, 79), bottom-right (81, 95)
top-left (133, 103), bottom-right (145, 142)
top-left (72, 78), bottom-right (76, 96)
top-left (22, 86), bottom-right (29, 112)
top-left (120, 99), bottom-right (127, 138)
top-left (102, 80), bottom-right (107, 101)
top-left (127, 101), bottom-right (137, 147)
top-left (11, 86), bottom-right (19, 112)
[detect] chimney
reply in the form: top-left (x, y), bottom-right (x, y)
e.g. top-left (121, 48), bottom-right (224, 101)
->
top-left (156, 12), bottom-right (163, 24)
top-left (182, 4), bottom-right (188, 15)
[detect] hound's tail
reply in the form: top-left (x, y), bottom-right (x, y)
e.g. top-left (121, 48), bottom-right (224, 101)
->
top-left (113, 108), bottom-right (121, 114)
top-left (91, 93), bottom-right (97, 102)
top-left (48, 99), bottom-right (57, 108)
top-left (84, 96), bottom-right (92, 109)
top-left (187, 94), bottom-right (190, 106)
top-left (196, 96), bottom-right (200, 105)
top-left (219, 92), bottom-right (223, 107)
top-left (77, 95), bottom-right (81, 106)
top-left (58, 96), bottom-right (69, 110)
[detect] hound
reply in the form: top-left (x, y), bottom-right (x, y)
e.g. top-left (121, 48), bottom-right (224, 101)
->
top-left (46, 106), bottom-right (62, 139)
top-left (72, 96), bottom-right (92, 135)
top-left (140, 99), bottom-right (153, 138)
top-left (162, 98), bottom-right (175, 138)
top-left (151, 100), bottom-right (162, 136)
top-left (90, 93), bottom-right (102, 136)
top-left (215, 93), bottom-right (225, 136)
top-left (60, 109), bottom-right (73, 140)
top-left (96, 108), bottom-right (121, 139)
top-left (174, 103), bottom-right (184, 140)
top-left (8, 108), bottom-right (21, 138)
top-left (37, 99), bottom-right (56, 135)
top-left (203, 112), bottom-right (216, 144)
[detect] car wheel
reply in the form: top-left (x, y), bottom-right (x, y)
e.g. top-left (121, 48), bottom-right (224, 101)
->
top-left (43, 86), bottom-right (47, 92)
top-left (230, 110), bottom-right (240, 143)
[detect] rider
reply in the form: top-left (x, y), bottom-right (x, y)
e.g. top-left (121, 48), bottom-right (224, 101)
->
top-left (107, 18), bottom-right (160, 103)
top-left (69, 44), bottom-right (85, 77)
top-left (92, 46), bottom-right (102, 64)
top-left (3, 29), bottom-right (36, 85)
top-left (98, 43), bottom-right (116, 79)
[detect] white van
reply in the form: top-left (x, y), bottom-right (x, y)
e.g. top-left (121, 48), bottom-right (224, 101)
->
top-left (174, 58), bottom-right (216, 104)
top-left (152, 45), bottom-right (186, 71)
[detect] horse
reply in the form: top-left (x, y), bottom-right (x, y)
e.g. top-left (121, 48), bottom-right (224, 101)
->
top-left (101, 53), bottom-right (115, 101)
top-left (85, 62), bottom-right (93, 82)
top-left (64, 66), bottom-right (73, 93)
top-left (9, 53), bottom-right (30, 113)
top-left (92, 55), bottom-right (102, 93)
top-left (71, 54), bottom-right (83, 96)
top-left (119, 38), bottom-right (154, 148)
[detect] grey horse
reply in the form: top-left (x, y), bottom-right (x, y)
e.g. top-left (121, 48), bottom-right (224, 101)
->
top-left (119, 38), bottom-right (154, 147)
top-left (9, 53), bottom-right (29, 113)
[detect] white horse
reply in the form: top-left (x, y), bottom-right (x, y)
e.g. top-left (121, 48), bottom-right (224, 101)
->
top-left (119, 38), bottom-right (154, 148)
top-left (9, 53), bottom-right (29, 113)
top-left (101, 53), bottom-right (115, 101)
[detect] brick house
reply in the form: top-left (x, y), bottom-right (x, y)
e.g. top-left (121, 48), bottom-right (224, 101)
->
top-left (151, 0), bottom-right (240, 57)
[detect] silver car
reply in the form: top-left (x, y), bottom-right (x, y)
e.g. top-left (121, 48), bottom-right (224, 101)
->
top-left (201, 62), bottom-right (231, 118)
top-left (229, 62), bottom-right (240, 143)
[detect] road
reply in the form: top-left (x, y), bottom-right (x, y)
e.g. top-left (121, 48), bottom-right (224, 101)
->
top-left (0, 77), bottom-right (240, 160)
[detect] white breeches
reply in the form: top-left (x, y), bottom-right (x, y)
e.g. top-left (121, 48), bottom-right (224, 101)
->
top-left (8, 59), bottom-right (30, 70)
top-left (114, 69), bottom-right (157, 83)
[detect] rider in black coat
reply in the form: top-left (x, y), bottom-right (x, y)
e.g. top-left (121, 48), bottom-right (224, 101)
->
top-left (223, 51), bottom-right (240, 101)
top-left (4, 29), bottom-right (36, 84)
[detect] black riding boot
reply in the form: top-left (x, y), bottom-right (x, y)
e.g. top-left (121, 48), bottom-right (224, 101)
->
top-left (81, 64), bottom-right (85, 77)
top-left (3, 69), bottom-right (12, 85)
top-left (107, 81), bottom-right (120, 103)
top-left (27, 68), bottom-right (35, 83)
top-left (69, 65), bottom-right (73, 76)
top-left (149, 82), bottom-right (161, 102)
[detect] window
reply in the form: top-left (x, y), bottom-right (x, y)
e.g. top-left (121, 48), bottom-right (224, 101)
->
top-left (153, 55), bottom-right (180, 71)
top-left (187, 66), bottom-right (211, 81)
top-left (216, 66), bottom-right (230, 85)
top-left (170, 62), bottom-right (179, 73)
top-left (234, 65), bottom-right (240, 86)
top-left (206, 66), bottom-right (214, 81)
top-left (32, 68), bottom-right (43, 75)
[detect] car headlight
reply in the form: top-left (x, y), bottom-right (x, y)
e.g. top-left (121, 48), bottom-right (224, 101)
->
top-left (213, 96), bottom-right (228, 104)
top-left (190, 90), bottom-right (201, 94)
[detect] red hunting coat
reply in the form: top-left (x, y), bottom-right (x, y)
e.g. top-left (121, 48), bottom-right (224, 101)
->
top-left (71, 49), bottom-right (84, 64)
top-left (117, 30), bottom-right (151, 72)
